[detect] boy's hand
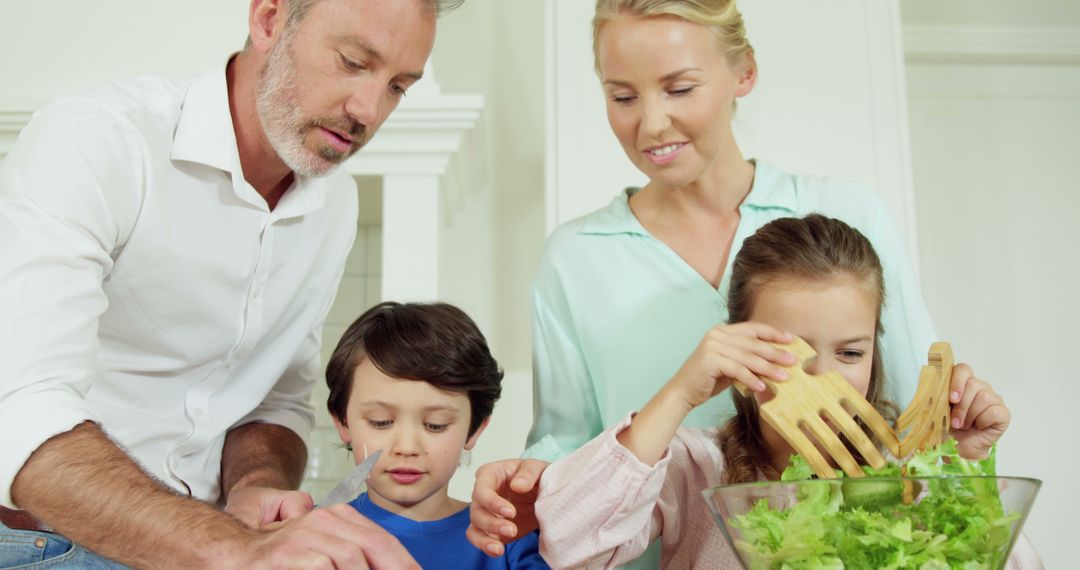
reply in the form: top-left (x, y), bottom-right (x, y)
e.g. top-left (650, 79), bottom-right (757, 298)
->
top-left (948, 363), bottom-right (1011, 460)
top-left (666, 323), bottom-right (795, 410)
top-left (466, 459), bottom-right (549, 557)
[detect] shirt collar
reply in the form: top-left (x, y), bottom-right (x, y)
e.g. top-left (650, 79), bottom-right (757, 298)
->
top-left (171, 60), bottom-right (239, 174)
top-left (579, 159), bottom-right (798, 236)
top-left (171, 57), bottom-right (329, 219)
top-left (741, 159), bottom-right (798, 212)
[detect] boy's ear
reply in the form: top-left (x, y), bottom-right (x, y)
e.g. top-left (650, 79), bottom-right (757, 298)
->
top-left (332, 415), bottom-right (352, 448)
top-left (463, 417), bottom-right (491, 451)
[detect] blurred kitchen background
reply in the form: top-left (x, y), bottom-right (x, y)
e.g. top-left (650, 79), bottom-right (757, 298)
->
top-left (1, 1), bottom-right (1077, 566)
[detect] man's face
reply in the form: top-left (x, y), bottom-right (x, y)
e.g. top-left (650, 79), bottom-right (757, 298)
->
top-left (256, 0), bottom-right (436, 177)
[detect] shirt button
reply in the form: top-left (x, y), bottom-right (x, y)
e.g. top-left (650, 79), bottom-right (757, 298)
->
top-left (193, 408), bottom-right (205, 418)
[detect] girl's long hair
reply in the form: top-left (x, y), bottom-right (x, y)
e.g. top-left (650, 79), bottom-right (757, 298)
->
top-left (718, 214), bottom-right (899, 483)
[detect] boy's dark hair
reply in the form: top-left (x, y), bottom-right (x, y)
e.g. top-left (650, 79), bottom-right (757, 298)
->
top-left (326, 302), bottom-right (503, 438)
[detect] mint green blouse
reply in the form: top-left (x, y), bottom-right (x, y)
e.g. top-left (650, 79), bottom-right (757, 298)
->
top-left (524, 160), bottom-right (936, 461)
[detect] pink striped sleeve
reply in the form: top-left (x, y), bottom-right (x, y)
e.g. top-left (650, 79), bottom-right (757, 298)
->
top-left (534, 413), bottom-right (671, 569)
top-left (1005, 532), bottom-right (1044, 570)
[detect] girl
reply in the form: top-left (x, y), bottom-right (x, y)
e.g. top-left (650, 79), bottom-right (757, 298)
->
top-left (532, 215), bottom-right (1038, 569)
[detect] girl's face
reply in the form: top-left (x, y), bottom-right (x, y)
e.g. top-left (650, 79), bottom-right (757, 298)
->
top-left (333, 358), bottom-right (486, 521)
top-left (595, 14), bottom-right (755, 189)
top-left (748, 275), bottom-right (880, 461)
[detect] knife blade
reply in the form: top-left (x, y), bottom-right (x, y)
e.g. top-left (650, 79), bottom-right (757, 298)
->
top-left (318, 449), bottom-right (383, 507)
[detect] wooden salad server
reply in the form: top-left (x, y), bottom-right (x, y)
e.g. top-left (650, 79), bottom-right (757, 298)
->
top-left (734, 336), bottom-right (900, 480)
top-left (896, 342), bottom-right (955, 458)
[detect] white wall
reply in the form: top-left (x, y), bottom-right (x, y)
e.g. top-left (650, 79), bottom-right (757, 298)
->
top-left (426, 0), bottom-right (547, 499)
top-left (432, 0), bottom-right (546, 374)
top-left (0, 2), bottom-right (248, 110)
top-left (903, 0), bottom-right (1080, 27)
top-left (902, 6), bottom-right (1080, 565)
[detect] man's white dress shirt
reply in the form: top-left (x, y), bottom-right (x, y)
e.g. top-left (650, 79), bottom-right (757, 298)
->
top-left (0, 63), bottom-right (359, 508)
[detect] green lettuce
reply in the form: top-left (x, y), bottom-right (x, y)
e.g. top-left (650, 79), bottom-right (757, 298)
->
top-left (730, 441), bottom-right (1018, 570)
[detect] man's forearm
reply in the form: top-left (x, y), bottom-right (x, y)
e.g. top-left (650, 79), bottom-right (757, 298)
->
top-left (220, 422), bottom-right (307, 498)
top-left (11, 422), bottom-right (253, 568)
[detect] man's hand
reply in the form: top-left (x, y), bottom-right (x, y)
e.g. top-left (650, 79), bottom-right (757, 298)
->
top-left (11, 423), bottom-right (418, 569)
top-left (466, 458), bottom-right (549, 558)
top-left (229, 504), bottom-right (419, 569)
top-left (225, 486), bottom-right (314, 527)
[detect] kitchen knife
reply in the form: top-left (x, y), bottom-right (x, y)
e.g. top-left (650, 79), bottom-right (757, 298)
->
top-left (318, 449), bottom-right (383, 507)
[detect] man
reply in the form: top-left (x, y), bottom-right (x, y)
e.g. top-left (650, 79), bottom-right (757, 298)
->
top-left (0, 0), bottom-right (463, 567)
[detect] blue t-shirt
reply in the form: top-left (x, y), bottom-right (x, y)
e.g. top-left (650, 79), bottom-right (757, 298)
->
top-left (350, 493), bottom-right (550, 569)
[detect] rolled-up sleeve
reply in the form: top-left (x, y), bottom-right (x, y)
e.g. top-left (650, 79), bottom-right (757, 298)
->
top-left (0, 104), bottom-right (141, 508)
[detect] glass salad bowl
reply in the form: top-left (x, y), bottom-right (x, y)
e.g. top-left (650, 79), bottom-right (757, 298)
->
top-left (702, 475), bottom-right (1040, 570)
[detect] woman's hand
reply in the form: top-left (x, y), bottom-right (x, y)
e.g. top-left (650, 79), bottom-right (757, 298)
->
top-left (664, 322), bottom-right (796, 411)
top-left (948, 363), bottom-right (1011, 460)
top-left (466, 458), bottom-right (549, 557)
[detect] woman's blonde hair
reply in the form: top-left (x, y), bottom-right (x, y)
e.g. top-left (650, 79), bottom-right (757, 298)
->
top-left (592, 0), bottom-right (753, 72)
top-left (718, 214), bottom-right (900, 484)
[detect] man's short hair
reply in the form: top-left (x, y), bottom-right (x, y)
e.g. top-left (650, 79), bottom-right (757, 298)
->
top-left (287, 0), bottom-right (466, 28)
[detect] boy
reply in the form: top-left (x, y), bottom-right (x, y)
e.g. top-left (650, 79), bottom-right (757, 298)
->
top-left (327, 302), bottom-right (549, 568)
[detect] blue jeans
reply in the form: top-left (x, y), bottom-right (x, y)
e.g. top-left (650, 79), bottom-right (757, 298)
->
top-left (0, 521), bottom-right (130, 569)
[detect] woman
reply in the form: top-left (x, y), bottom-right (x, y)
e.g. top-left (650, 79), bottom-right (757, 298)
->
top-left (468, 0), bottom-right (935, 563)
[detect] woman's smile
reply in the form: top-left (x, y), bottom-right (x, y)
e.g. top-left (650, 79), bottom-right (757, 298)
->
top-left (643, 142), bottom-right (688, 165)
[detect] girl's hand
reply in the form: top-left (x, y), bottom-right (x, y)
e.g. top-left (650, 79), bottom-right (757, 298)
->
top-left (948, 363), bottom-right (1011, 460)
top-left (617, 323), bottom-right (795, 466)
top-left (665, 322), bottom-right (796, 411)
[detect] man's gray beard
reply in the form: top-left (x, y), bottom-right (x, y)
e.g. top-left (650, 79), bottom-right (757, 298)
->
top-left (255, 34), bottom-right (340, 178)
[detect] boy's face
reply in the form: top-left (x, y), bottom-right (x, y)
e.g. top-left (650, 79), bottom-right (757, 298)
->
top-left (333, 358), bottom-right (487, 521)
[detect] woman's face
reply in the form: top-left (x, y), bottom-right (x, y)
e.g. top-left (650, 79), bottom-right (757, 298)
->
top-left (596, 14), bottom-right (755, 189)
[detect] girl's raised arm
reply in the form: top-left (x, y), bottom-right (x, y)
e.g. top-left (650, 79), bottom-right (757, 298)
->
top-left (616, 323), bottom-right (794, 465)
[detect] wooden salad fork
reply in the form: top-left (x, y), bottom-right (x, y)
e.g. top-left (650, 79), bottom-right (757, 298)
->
top-left (896, 342), bottom-right (955, 458)
top-left (734, 336), bottom-right (900, 479)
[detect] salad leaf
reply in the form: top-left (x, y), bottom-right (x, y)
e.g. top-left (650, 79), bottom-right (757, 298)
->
top-left (729, 441), bottom-right (1017, 570)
